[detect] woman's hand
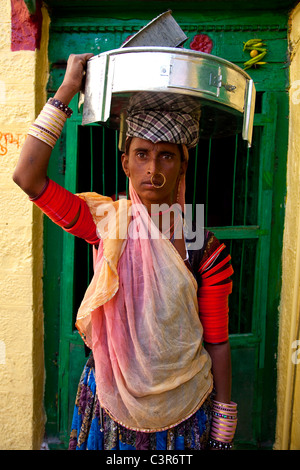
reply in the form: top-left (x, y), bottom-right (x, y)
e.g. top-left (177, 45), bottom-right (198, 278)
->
top-left (55, 53), bottom-right (94, 105)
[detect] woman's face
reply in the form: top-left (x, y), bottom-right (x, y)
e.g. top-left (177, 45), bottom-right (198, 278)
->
top-left (121, 137), bottom-right (187, 210)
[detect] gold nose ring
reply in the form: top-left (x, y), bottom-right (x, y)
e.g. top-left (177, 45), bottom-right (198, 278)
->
top-left (150, 173), bottom-right (166, 189)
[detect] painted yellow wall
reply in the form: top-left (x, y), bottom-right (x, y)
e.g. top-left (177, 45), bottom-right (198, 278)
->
top-left (0, 1), bottom-right (49, 450)
top-left (274, 1), bottom-right (300, 451)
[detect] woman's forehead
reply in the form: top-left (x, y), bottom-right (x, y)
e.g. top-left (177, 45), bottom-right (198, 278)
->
top-left (130, 137), bottom-right (180, 153)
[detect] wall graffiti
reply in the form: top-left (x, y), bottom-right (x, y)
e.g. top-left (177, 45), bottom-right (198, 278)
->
top-left (0, 131), bottom-right (26, 156)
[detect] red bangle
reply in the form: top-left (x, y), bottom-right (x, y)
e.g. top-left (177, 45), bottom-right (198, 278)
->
top-left (201, 254), bottom-right (232, 278)
top-left (64, 197), bottom-right (99, 244)
top-left (31, 179), bottom-right (81, 227)
top-left (31, 179), bottom-right (99, 244)
top-left (29, 178), bottom-right (97, 241)
top-left (197, 243), bottom-right (234, 344)
top-left (201, 265), bottom-right (234, 287)
top-left (198, 243), bottom-right (226, 274)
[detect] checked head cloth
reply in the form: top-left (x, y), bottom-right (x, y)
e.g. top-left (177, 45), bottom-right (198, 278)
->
top-left (126, 92), bottom-right (201, 149)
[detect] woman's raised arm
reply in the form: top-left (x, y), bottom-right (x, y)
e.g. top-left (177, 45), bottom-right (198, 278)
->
top-left (13, 53), bottom-right (93, 198)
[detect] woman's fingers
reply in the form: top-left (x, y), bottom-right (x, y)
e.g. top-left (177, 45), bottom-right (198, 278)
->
top-left (62, 53), bottom-right (94, 95)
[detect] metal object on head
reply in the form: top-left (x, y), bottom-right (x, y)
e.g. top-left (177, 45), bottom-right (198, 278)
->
top-left (121, 10), bottom-right (188, 48)
top-left (82, 46), bottom-right (256, 149)
top-left (242, 79), bottom-right (256, 148)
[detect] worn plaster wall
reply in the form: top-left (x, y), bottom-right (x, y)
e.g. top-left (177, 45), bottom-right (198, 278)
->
top-left (275, 1), bottom-right (300, 451)
top-left (0, 0), bottom-right (49, 450)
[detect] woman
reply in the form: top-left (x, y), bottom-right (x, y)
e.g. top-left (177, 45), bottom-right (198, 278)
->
top-left (13, 53), bottom-right (236, 450)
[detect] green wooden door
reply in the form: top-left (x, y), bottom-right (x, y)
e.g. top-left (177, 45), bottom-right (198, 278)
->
top-left (43, 5), bottom-right (289, 449)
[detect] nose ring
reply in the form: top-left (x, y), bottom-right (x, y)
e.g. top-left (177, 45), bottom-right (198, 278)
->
top-left (151, 172), bottom-right (166, 189)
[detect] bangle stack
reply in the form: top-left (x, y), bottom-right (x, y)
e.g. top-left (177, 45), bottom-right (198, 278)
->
top-left (208, 400), bottom-right (238, 450)
top-left (27, 98), bottom-right (73, 149)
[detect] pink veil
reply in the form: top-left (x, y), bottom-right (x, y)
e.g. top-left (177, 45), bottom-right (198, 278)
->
top-left (75, 173), bottom-right (212, 431)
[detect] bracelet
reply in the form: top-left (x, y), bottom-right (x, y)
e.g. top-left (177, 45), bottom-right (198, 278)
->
top-left (208, 437), bottom-right (233, 450)
top-left (213, 400), bottom-right (237, 409)
top-left (213, 411), bottom-right (237, 420)
top-left (209, 400), bottom-right (238, 449)
top-left (28, 102), bottom-right (69, 148)
top-left (47, 97), bottom-right (73, 118)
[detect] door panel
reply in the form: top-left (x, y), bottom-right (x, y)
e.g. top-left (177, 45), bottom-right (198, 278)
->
top-left (56, 92), bottom-right (278, 447)
top-left (44, 9), bottom-right (288, 448)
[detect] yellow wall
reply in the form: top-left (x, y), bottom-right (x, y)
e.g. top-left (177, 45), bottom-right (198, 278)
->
top-left (274, 1), bottom-right (300, 451)
top-left (0, 1), bottom-right (49, 450)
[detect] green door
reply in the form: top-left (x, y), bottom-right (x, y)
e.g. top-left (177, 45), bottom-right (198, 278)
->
top-left (43, 5), bottom-right (289, 449)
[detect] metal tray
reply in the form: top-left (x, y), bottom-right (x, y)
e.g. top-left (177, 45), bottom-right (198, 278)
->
top-left (82, 47), bottom-right (256, 148)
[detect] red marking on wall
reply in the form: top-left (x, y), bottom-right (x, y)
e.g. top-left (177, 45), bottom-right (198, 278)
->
top-left (0, 132), bottom-right (26, 156)
top-left (11, 0), bottom-right (43, 51)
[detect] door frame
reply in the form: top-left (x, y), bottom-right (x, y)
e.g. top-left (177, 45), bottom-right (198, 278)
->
top-left (43, 6), bottom-right (289, 448)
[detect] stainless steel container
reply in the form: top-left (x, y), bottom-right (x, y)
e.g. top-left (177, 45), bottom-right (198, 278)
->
top-left (82, 47), bottom-right (256, 148)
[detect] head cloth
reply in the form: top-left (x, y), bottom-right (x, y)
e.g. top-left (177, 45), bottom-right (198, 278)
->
top-left (126, 92), bottom-right (201, 149)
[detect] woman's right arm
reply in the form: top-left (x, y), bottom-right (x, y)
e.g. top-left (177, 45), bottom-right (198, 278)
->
top-left (12, 53), bottom-right (94, 231)
top-left (13, 53), bottom-right (93, 199)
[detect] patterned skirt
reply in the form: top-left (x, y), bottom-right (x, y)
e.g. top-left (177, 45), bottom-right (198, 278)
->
top-left (68, 355), bottom-right (213, 451)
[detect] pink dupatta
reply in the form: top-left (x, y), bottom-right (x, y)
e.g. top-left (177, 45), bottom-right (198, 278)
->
top-left (75, 182), bottom-right (212, 432)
